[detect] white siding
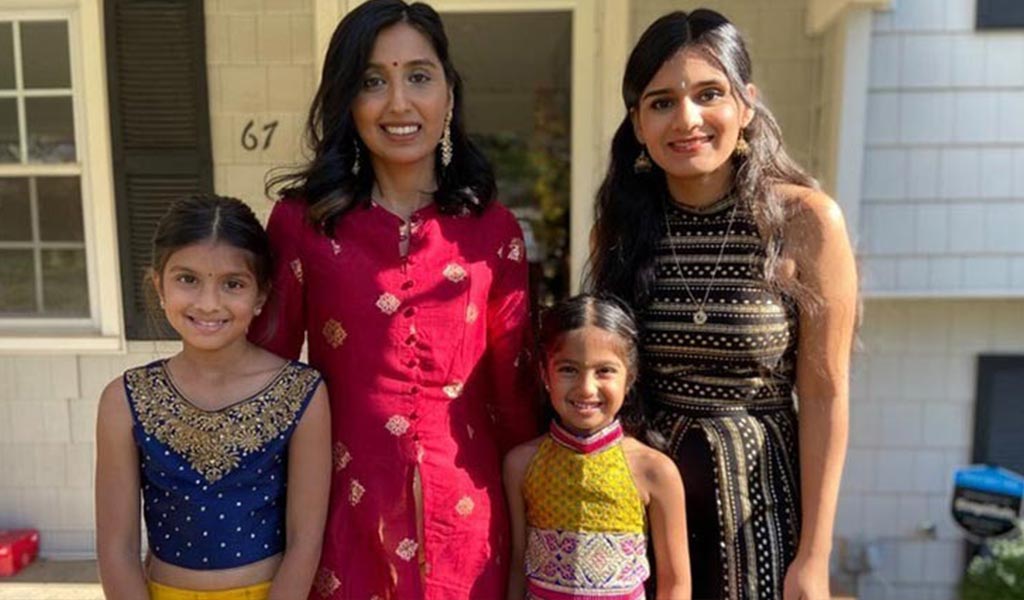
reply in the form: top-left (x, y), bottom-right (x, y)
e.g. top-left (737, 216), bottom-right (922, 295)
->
top-left (860, 0), bottom-right (1024, 296)
top-left (837, 299), bottom-right (1024, 600)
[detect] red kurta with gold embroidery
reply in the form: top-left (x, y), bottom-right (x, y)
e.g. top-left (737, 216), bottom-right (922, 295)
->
top-left (250, 197), bottom-right (538, 600)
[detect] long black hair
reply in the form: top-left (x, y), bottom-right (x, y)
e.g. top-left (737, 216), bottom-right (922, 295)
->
top-left (587, 9), bottom-right (817, 309)
top-left (266, 0), bottom-right (496, 233)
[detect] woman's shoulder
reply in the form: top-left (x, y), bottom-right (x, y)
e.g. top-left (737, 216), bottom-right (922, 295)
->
top-left (477, 200), bottom-right (522, 232)
top-left (774, 184), bottom-right (848, 244)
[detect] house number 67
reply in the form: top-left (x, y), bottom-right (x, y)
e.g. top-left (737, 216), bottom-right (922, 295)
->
top-left (241, 119), bottom-right (279, 151)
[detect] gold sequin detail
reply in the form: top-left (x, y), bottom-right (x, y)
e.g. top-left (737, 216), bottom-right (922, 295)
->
top-left (506, 237), bottom-right (524, 262)
top-left (322, 319), bottom-right (347, 348)
top-left (395, 538), bottom-right (418, 561)
top-left (456, 496), bottom-right (475, 516)
top-left (290, 258), bottom-right (303, 284)
top-left (466, 303), bottom-right (479, 324)
top-left (349, 479), bottom-right (365, 506)
top-left (333, 441), bottom-right (351, 471)
top-left (443, 381), bottom-right (463, 399)
top-left (443, 262), bottom-right (467, 283)
top-left (385, 415), bottom-right (410, 436)
top-left (313, 566), bottom-right (340, 597)
top-left (124, 363), bottom-right (319, 484)
top-left (376, 292), bottom-right (400, 315)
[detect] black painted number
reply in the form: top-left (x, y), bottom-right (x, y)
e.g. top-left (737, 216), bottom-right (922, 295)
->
top-left (241, 119), bottom-right (279, 151)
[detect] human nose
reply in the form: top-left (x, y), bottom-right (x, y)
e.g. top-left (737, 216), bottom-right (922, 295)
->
top-left (194, 281), bottom-right (220, 311)
top-left (576, 371), bottom-right (599, 397)
top-left (387, 81), bottom-right (411, 113)
top-left (675, 96), bottom-right (703, 131)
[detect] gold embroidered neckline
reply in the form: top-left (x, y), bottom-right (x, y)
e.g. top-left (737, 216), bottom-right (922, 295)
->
top-left (128, 362), bottom-right (318, 483)
top-left (161, 359), bottom-right (292, 413)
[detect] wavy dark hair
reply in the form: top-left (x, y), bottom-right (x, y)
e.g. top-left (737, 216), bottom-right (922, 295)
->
top-left (266, 0), bottom-right (496, 233)
top-left (538, 293), bottom-right (645, 435)
top-left (586, 9), bottom-right (818, 309)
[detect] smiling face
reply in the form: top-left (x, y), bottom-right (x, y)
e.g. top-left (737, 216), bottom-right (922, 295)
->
top-left (631, 48), bottom-right (754, 185)
top-left (543, 325), bottom-right (634, 436)
top-left (154, 241), bottom-right (265, 354)
top-left (351, 22), bottom-right (452, 173)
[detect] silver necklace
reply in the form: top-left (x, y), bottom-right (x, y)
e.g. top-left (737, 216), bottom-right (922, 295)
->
top-left (662, 196), bottom-right (739, 325)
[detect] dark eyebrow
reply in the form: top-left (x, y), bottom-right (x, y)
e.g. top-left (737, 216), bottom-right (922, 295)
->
top-left (366, 58), bottom-right (439, 70)
top-left (641, 78), bottom-right (729, 101)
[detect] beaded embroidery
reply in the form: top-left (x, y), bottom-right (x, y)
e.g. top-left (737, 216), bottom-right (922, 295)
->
top-left (124, 362), bottom-right (319, 483)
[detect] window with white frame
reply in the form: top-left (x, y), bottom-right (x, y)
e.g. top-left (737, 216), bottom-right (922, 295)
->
top-left (0, 17), bottom-right (87, 318)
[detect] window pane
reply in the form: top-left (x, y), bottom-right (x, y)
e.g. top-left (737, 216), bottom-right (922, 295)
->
top-left (0, 23), bottom-right (14, 89)
top-left (0, 97), bottom-right (19, 163)
top-left (21, 21), bottom-right (70, 89)
top-left (26, 96), bottom-right (75, 163)
top-left (41, 248), bottom-right (87, 316)
top-left (0, 249), bottom-right (35, 313)
top-left (0, 177), bottom-right (30, 241)
top-left (37, 177), bottom-right (83, 242)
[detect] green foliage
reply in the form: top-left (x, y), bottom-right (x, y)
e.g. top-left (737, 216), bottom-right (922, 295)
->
top-left (962, 529), bottom-right (1024, 600)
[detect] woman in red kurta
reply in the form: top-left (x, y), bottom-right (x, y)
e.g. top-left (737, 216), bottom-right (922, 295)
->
top-left (250, 2), bottom-right (538, 598)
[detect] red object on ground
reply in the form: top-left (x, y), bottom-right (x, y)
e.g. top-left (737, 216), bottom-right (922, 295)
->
top-left (0, 529), bottom-right (39, 576)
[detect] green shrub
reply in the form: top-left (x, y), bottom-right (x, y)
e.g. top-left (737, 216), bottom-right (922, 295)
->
top-left (962, 529), bottom-right (1024, 600)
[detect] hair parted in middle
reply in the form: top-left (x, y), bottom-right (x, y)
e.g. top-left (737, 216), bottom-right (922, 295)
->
top-left (266, 0), bottom-right (496, 234)
top-left (538, 293), bottom-right (646, 435)
top-left (586, 9), bottom-right (818, 310)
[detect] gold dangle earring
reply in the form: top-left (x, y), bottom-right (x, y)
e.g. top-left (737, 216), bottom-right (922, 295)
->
top-left (734, 129), bottom-right (750, 157)
top-left (440, 108), bottom-right (454, 168)
top-left (633, 146), bottom-right (652, 173)
top-left (351, 139), bottom-right (361, 175)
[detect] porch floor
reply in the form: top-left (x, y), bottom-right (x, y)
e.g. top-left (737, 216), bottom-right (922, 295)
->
top-left (0, 559), bottom-right (102, 600)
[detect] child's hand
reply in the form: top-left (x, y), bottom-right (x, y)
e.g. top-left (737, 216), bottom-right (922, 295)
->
top-left (782, 551), bottom-right (830, 600)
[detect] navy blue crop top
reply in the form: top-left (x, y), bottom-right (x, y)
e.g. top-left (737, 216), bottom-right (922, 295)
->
top-left (123, 360), bottom-right (321, 569)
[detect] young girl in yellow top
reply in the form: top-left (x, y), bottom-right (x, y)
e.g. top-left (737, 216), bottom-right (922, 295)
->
top-left (504, 294), bottom-right (691, 600)
top-left (95, 195), bottom-right (331, 600)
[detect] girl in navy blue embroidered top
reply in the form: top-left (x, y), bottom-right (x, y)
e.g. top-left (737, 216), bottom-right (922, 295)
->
top-left (96, 195), bottom-right (331, 600)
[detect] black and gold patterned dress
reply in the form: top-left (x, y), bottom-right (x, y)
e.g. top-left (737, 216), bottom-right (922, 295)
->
top-left (641, 195), bottom-right (800, 600)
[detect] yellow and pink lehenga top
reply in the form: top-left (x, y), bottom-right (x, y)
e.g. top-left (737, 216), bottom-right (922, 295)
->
top-left (522, 420), bottom-right (650, 600)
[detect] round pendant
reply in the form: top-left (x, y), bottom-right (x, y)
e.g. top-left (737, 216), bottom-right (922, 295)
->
top-left (693, 309), bottom-right (708, 325)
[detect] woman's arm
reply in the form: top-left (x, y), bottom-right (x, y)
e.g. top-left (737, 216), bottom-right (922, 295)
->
top-left (268, 383), bottom-right (331, 600)
top-left (486, 209), bottom-right (540, 452)
top-left (95, 379), bottom-right (149, 600)
top-left (249, 198), bottom-right (309, 359)
top-left (503, 443), bottom-right (535, 600)
top-left (785, 190), bottom-right (857, 600)
top-left (642, 450), bottom-right (691, 600)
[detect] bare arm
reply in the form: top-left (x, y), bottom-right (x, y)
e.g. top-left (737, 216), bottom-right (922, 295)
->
top-left (503, 442), bottom-right (538, 600)
top-left (95, 378), bottom-right (149, 600)
top-left (637, 449), bottom-right (691, 600)
top-left (786, 191), bottom-right (857, 599)
top-left (267, 383), bottom-right (332, 600)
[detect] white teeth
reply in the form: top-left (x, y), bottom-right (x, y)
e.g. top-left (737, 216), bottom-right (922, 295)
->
top-left (385, 125), bottom-right (419, 135)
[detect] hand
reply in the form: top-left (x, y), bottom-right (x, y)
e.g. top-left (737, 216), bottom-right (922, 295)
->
top-left (783, 551), bottom-right (831, 600)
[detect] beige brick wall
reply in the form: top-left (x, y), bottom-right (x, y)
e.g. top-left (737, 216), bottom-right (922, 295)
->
top-left (0, 343), bottom-right (178, 557)
top-left (630, 0), bottom-right (823, 169)
top-left (206, 0), bottom-right (315, 220)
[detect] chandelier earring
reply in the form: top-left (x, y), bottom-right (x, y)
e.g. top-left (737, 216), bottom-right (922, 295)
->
top-left (634, 147), bottom-right (653, 173)
top-left (351, 139), bottom-right (361, 176)
top-left (734, 130), bottom-right (750, 157)
top-left (440, 108), bottom-right (454, 168)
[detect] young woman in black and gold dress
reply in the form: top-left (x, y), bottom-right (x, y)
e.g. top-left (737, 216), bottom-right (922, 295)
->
top-left (588, 10), bottom-right (857, 600)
